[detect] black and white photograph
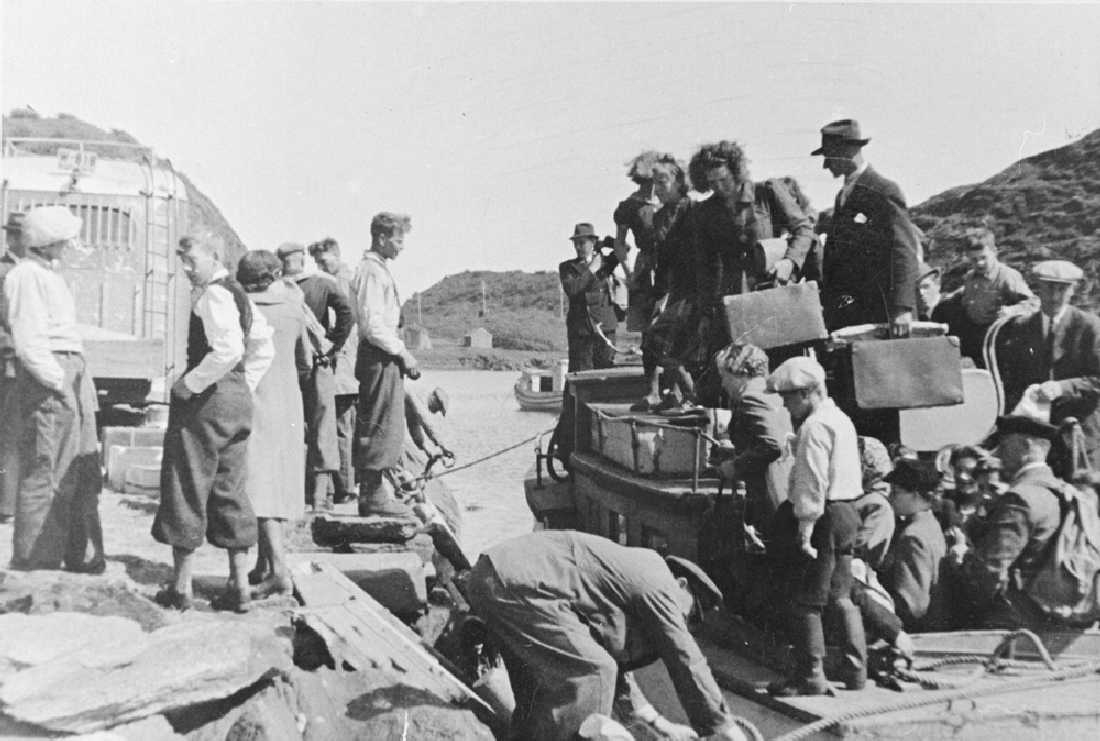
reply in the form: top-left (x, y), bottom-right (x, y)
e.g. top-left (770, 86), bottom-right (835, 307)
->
top-left (1, 1), bottom-right (1100, 739)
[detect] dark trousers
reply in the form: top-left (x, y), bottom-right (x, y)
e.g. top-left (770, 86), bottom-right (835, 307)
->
top-left (0, 368), bottom-right (21, 517)
top-left (152, 372), bottom-right (257, 550)
top-left (332, 393), bottom-right (357, 497)
top-left (467, 555), bottom-right (619, 741)
top-left (12, 354), bottom-right (101, 570)
top-left (355, 344), bottom-right (405, 473)
top-left (301, 363), bottom-right (340, 474)
top-left (567, 332), bottom-right (615, 373)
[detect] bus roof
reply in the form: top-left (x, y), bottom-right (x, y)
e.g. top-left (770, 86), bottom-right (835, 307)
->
top-left (2, 152), bottom-right (188, 200)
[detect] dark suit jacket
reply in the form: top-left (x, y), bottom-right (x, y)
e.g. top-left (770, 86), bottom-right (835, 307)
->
top-left (694, 179), bottom-right (814, 304)
top-left (821, 165), bottom-right (920, 329)
top-left (996, 307), bottom-right (1100, 464)
top-left (559, 254), bottom-right (620, 338)
top-left (884, 509), bottom-right (951, 632)
top-left (728, 383), bottom-right (790, 527)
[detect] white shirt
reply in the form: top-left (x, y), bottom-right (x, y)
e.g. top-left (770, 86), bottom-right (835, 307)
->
top-left (183, 267), bottom-right (274, 394)
top-left (3, 253), bottom-right (83, 391)
top-left (351, 250), bottom-right (406, 356)
top-left (787, 397), bottom-right (862, 523)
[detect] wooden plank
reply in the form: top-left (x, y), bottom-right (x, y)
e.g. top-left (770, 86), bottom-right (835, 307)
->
top-left (290, 560), bottom-right (489, 713)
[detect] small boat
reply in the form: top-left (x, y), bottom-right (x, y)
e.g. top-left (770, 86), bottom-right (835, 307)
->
top-left (522, 351), bottom-right (1100, 737)
top-left (513, 359), bottom-right (568, 412)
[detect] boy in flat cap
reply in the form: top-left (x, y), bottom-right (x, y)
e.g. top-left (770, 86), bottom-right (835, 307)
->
top-left (811, 119), bottom-right (920, 337)
top-left (961, 415), bottom-right (1068, 628)
top-left (152, 230), bottom-right (274, 612)
top-left (989, 259), bottom-right (1100, 467)
top-left (466, 530), bottom-right (748, 741)
top-left (765, 356), bottom-right (867, 695)
top-left (4, 206), bottom-right (104, 572)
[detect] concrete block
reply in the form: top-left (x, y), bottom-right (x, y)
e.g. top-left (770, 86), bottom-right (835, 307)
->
top-left (290, 552), bottom-right (428, 615)
top-left (312, 513), bottom-right (420, 546)
top-left (106, 447), bottom-right (162, 491)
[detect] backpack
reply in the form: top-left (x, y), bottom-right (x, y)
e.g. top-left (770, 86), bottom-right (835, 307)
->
top-left (1025, 481), bottom-right (1100, 625)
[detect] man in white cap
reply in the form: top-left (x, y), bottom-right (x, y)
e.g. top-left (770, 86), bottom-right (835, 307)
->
top-left (3, 205), bottom-right (104, 572)
top-left (991, 259), bottom-right (1100, 466)
top-left (765, 356), bottom-right (867, 696)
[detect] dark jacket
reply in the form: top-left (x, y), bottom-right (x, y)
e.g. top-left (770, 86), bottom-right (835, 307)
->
top-left (821, 166), bottom-right (920, 329)
top-left (962, 464), bottom-right (1063, 624)
top-left (884, 509), bottom-right (951, 632)
top-left (727, 382), bottom-right (790, 528)
top-left (559, 254), bottom-right (620, 339)
top-left (995, 307), bottom-right (1100, 465)
top-left (695, 179), bottom-right (814, 305)
top-left (294, 272), bottom-right (353, 354)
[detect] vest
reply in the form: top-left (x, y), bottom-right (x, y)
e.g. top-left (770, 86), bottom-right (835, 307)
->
top-left (186, 277), bottom-right (252, 373)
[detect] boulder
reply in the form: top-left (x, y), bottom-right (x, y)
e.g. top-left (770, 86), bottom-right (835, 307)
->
top-left (0, 571), bottom-right (168, 631)
top-left (0, 621), bottom-right (290, 734)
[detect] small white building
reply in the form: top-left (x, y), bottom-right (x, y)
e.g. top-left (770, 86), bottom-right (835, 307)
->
top-left (463, 327), bottom-right (493, 349)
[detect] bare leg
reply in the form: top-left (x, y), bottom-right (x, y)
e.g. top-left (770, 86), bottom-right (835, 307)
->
top-left (249, 526), bottom-right (271, 584)
top-left (254, 518), bottom-right (294, 597)
top-left (172, 546), bottom-right (195, 597)
top-left (222, 547), bottom-right (252, 613)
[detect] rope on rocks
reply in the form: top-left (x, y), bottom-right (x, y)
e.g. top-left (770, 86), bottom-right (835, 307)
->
top-left (416, 427), bottom-right (556, 483)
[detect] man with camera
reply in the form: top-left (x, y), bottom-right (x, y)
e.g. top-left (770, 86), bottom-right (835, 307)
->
top-left (558, 223), bottom-right (621, 372)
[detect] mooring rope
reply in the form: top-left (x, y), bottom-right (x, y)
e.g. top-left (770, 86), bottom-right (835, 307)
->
top-left (415, 427), bottom-right (556, 482)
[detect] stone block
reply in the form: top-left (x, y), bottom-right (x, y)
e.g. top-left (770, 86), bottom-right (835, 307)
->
top-left (101, 427), bottom-right (165, 466)
top-left (124, 463), bottom-right (162, 495)
top-left (311, 514), bottom-right (420, 546)
top-left (106, 447), bottom-right (162, 491)
top-left (337, 532), bottom-right (437, 565)
top-left (290, 553), bottom-right (429, 615)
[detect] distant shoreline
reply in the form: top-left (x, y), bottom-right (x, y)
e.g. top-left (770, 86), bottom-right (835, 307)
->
top-left (415, 345), bottom-right (563, 371)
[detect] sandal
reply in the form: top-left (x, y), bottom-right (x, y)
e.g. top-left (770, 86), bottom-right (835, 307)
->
top-left (211, 589), bottom-right (252, 614)
top-left (154, 586), bottom-right (194, 611)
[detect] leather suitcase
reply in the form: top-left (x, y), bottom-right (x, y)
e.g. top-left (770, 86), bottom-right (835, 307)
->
top-left (722, 281), bottom-right (828, 350)
top-left (851, 336), bottom-right (964, 409)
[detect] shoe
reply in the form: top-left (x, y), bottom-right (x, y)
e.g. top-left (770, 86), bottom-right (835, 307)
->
top-left (154, 587), bottom-right (194, 611)
top-left (767, 676), bottom-right (835, 697)
top-left (253, 573), bottom-right (295, 599)
top-left (211, 589), bottom-right (252, 614)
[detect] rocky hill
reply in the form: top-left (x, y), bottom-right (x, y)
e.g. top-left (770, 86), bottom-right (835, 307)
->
top-left (912, 128), bottom-right (1100, 307)
top-left (3, 109), bottom-right (246, 265)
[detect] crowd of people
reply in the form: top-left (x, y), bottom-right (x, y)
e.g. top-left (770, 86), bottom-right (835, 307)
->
top-left (0, 206), bottom-right (452, 613)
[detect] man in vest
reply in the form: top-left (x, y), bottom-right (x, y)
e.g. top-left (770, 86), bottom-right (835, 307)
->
top-left (4, 206), bottom-right (103, 572)
top-left (152, 231), bottom-right (274, 612)
top-left (962, 415), bottom-right (1064, 628)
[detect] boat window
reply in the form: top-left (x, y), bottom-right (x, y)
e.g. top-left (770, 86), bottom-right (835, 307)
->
top-left (538, 376), bottom-right (554, 392)
top-left (608, 510), bottom-right (627, 546)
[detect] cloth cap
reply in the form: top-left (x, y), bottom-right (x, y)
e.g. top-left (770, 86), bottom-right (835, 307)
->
top-left (21, 206), bottom-right (82, 248)
top-left (2, 212), bottom-right (24, 232)
top-left (429, 387), bottom-right (449, 416)
top-left (884, 457), bottom-right (941, 494)
top-left (811, 118), bottom-right (871, 156)
top-left (918, 262), bottom-right (942, 282)
top-left (714, 343), bottom-right (769, 379)
top-left (858, 436), bottom-right (893, 490)
top-left (766, 356), bottom-right (826, 393)
top-left (569, 223), bottom-right (600, 242)
top-left (665, 556), bottom-right (723, 608)
top-left (1032, 260), bottom-right (1083, 284)
top-left (275, 242), bottom-right (305, 258)
top-left (995, 414), bottom-right (1059, 441)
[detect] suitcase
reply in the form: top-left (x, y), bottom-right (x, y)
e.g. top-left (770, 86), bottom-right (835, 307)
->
top-left (722, 281), bottom-right (828, 350)
top-left (851, 336), bottom-right (964, 410)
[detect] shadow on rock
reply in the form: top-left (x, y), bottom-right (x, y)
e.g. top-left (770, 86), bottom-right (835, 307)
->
top-left (346, 684), bottom-right (452, 721)
top-left (107, 554), bottom-right (173, 587)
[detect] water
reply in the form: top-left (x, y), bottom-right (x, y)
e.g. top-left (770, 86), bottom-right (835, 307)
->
top-left (405, 369), bottom-right (557, 557)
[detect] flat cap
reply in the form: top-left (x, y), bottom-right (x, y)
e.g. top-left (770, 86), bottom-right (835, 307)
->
top-left (884, 457), bottom-right (941, 494)
top-left (21, 206), bottom-right (82, 249)
top-left (666, 556), bottom-right (723, 608)
top-left (275, 242), bottom-right (305, 258)
top-left (766, 356), bottom-right (826, 393)
top-left (1032, 260), bottom-right (1083, 284)
top-left (995, 414), bottom-right (1059, 441)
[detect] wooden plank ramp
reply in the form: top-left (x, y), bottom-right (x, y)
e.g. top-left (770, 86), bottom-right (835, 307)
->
top-left (290, 559), bottom-right (489, 714)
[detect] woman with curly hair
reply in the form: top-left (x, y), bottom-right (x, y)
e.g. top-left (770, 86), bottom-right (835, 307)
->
top-left (612, 151), bottom-right (667, 331)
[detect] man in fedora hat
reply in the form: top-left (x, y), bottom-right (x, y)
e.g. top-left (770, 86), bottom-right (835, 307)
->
top-left (0, 212), bottom-right (25, 522)
top-left (961, 415), bottom-right (1068, 628)
top-left (811, 119), bottom-right (920, 337)
top-left (990, 259), bottom-right (1100, 466)
top-left (559, 223), bottom-right (621, 372)
top-left (466, 530), bottom-right (747, 740)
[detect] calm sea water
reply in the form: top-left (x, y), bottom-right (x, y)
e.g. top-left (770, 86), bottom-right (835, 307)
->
top-left (405, 369), bottom-right (556, 557)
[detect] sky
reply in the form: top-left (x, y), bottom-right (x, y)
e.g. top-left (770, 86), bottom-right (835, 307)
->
top-left (3, 1), bottom-right (1100, 295)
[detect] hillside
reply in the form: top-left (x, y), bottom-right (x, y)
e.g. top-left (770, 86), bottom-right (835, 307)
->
top-left (2, 109), bottom-right (246, 264)
top-left (911, 128), bottom-right (1100, 307)
top-left (404, 270), bottom-right (567, 351)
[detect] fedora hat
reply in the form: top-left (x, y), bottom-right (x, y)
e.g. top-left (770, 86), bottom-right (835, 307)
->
top-left (811, 119), bottom-right (871, 156)
top-left (569, 223), bottom-right (600, 242)
top-left (2, 212), bottom-right (24, 232)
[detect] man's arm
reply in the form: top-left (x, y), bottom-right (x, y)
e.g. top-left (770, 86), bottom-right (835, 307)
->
top-left (767, 180), bottom-right (814, 272)
top-left (1048, 316), bottom-right (1100, 404)
top-left (789, 421), bottom-right (831, 524)
top-left (4, 268), bottom-right (65, 391)
top-left (325, 281), bottom-right (353, 352)
top-left (182, 284), bottom-right (245, 394)
top-left (880, 185), bottom-right (920, 318)
top-left (243, 305), bottom-right (275, 393)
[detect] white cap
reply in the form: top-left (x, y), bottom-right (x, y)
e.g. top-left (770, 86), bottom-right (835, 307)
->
top-left (766, 356), bottom-right (826, 393)
top-left (21, 206), bottom-right (82, 249)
